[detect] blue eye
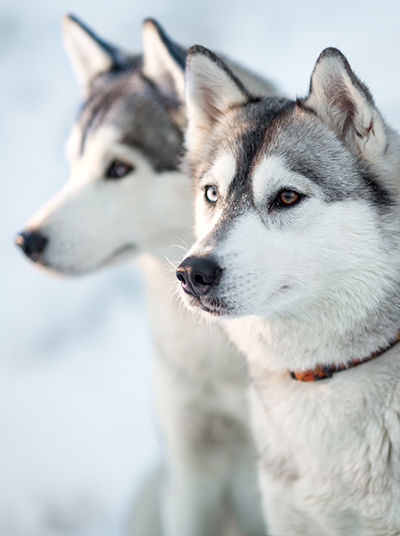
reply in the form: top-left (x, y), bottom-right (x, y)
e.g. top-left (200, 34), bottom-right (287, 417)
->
top-left (205, 185), bottom-right (218, 203)
top-left (105, 160), bottom-right (134, 180)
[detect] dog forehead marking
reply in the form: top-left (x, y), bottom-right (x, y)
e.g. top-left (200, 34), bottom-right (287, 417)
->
top-left (72, 124), bottom-right (120, 169)
top-left (252, 155), bottom-right (290, 204)
top-left (203, 152), bottom-right (237, 195)
top-left (76, 69), bottom-right (183, 172)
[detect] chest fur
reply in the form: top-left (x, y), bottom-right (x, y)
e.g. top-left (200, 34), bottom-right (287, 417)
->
top-left (248, 353), bottom-right (400, 533)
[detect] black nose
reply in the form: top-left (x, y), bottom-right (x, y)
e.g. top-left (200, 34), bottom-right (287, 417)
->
top-left (176, 255), bottom-right (222, 297)
top-left (15, 230), bottom-right (48, 261)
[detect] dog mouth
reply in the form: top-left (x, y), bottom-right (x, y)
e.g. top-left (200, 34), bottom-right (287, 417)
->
top-left (180, 287), bottom-right (231, 317)
top-left (29, 243), bottom-right (138, 276)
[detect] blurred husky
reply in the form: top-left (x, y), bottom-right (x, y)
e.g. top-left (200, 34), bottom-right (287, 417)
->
top-left (177, 45), bottom-right (400, 535)
top-left (16, 17), bottom-right (278, 536)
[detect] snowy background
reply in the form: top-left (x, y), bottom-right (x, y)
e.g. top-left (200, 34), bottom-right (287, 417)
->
top-left (2, 0), bottom-right (400, 534)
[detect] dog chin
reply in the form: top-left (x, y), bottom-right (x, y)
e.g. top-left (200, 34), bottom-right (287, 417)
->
top-left (180, 289), bottom-right (232, 318)
top-left (26, 259), bottom-right (85, 277)
top-left (36, 243), bottom-right (138, 277)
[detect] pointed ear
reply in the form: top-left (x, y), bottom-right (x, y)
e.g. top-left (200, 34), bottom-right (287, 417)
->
top-left (303, 47), bottom-right (386, 164)
top-left (185, 46), bottom-right (250, 159)
top-left (141, 18), bottom-right (186, 100)
top-left (62, 14), bottom-right (127, 90)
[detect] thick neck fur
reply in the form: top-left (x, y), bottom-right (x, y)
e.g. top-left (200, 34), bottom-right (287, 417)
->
top-left (226, 264), bottom-right (400, 374)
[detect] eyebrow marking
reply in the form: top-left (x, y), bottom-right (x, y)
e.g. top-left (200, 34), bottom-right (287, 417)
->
top-left (251, 155), bottom-right (288, 204)
top-left (226, 100), bottom-right (296, 204)
top-left (78, 91), bottom-right (115, 154)
top-left (201, 152), bottom-right (237, 196)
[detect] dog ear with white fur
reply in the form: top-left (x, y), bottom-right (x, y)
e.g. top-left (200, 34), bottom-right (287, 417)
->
top-left (185, 46), bottom-right (251, 164)
top-left (304, 47), bottom-right (387, 165)
top-left (62, 14), bottom-right (129, 91)
top-left (141, 18), bottom-right (186, 100)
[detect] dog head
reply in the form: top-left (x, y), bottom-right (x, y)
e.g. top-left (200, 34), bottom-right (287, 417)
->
top-left (16, 16), bottom-right (190, 274)
top-left (177, 46), bottom-right (400, 322)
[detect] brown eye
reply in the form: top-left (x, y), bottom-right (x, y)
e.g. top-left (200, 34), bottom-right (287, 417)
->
top-left (279, 190), bottom-right (299, 205)
top-left (269, 189), bottom-right (304, 212)
top-left (105, 160), bottom-right (134, 180)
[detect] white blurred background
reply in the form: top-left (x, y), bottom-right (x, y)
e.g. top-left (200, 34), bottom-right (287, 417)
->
top-left (2, 0), bottom-right (400, 534)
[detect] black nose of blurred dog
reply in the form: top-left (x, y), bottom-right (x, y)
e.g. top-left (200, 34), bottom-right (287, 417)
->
top-left (176, 255), bottom-right (222, 297)
top-left (15, 230), bottom-right (48, 261)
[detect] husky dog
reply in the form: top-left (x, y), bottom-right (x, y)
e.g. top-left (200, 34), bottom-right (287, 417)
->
top-left (16, 17), bottom-right (279, 536)
top-left (178, 45), bottom-right (400, 535)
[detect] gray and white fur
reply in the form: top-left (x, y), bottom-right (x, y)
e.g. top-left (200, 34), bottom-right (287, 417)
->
top-left (16, 17), bottom-right (279, 536)
top-left (178, 44), bottom-right (400, 535)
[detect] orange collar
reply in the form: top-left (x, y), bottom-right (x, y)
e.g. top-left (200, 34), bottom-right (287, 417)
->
top-left (289, 331), bottom-right (400, 382)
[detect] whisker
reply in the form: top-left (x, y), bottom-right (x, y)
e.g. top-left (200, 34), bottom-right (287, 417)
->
top-left (175, 235), bottom-right (190, 248)
top-left (164, 255), bottom-right (178, 271)
top-left (169, 243), bottom-right (188, 253)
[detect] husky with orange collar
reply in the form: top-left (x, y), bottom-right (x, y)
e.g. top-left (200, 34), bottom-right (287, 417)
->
top-left (178, 45), bottom-right (400, 535)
